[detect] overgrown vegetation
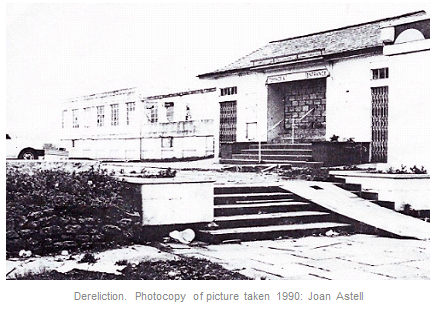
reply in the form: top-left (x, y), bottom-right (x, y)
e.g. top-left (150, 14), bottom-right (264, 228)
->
top-left (6, 162), bottom-right (142, 257)
top-left (334, 164), bottom-right (428, 174)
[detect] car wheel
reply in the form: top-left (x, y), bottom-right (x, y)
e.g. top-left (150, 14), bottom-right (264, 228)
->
top-left (19, 149), bottom-right (38, 160)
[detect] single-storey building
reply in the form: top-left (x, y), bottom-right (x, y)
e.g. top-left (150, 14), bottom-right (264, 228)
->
top-left (61, 11), bottom-right (430, 170)
top-left (198, 10), bottom-right (430, 170)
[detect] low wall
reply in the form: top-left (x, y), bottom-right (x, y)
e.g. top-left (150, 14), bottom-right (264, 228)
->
top-left (330, 171), bottom-right (430, 211)
top-left (312, 142), bottom-right (370, 167)
top-left (121, 176), bottom-right (215, 226)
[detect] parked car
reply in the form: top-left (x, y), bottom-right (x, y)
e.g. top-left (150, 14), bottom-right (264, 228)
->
top-left (6, 133), bottom-right (45, 160)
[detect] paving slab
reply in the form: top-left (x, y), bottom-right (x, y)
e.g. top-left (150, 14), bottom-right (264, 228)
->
top-left (6, 235), bottom-right (430, 280)
top-left (6, 244), bottom-right (177, 279)
top-left (169, 235), bottom-right (430, 280)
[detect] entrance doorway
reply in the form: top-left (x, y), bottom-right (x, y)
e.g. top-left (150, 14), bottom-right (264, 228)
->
top-left (267, 78), bottom-right (327, 143)
top-left (371, 86), bottom-right (389, 162)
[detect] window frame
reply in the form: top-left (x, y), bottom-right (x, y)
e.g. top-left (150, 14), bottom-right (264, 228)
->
top-left (110, 103), bottom-right (119, 126)
top-left (97, 105), bottom-right (105, 127)
top-left (371, 67), bottom-right (389, 80)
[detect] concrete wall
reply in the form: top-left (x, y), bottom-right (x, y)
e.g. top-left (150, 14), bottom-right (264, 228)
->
top-left (385, 45), bottom-right (430, 170)
top-left (62, 88), bottom-right (217, 161)
top-left (214, 73), bottom-right (268, 144)
top-left (326, 55), bottom-right (381, 142)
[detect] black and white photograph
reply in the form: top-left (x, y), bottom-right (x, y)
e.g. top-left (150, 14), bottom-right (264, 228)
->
top-left (5, 2), bottom-right (432, 307)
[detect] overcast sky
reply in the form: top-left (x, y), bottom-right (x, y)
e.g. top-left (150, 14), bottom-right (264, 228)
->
top-left (6, 3), bottom-right (430, 140)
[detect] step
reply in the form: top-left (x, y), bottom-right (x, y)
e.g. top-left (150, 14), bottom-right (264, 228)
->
top-left (214, 192), bottom-right (295, 199)
top-left (198, 222), bottom-right (351, 243)
top-left (212, 211), bottom-right (332, 228)
top-left (214, 185), bottom-right (288, 195)
top-left (214, 201), bottom-right (323, 216)
top-left (372, 200), bottom-right (396, 210)
top-left (219, 158), bottom-right (323, 167)
top-left (248, 143), bottom-right (313, 150)
top-left (214, 192), bottom-right (297, 204)
top-left (359, 191), bottom-right (379, 200)
top-left (214, 211), bottom-right (330, 222)
top-left (232, 154), bottom-right (312, 161)
top-left (335, 183), bottom-right (362, 191)
top-left (241, 148), bottom-right (312, 156)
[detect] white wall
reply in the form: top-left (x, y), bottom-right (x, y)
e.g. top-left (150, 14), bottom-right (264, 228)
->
top-left (326, 55), bottom-right (382, 142)
top-left (213, 73), bottom-right (268, 143)
top-left (386, 47), bottom-right (430, 170)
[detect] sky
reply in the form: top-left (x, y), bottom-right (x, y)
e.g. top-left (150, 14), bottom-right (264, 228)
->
top-left (5, 2), bottom-right (430, 140)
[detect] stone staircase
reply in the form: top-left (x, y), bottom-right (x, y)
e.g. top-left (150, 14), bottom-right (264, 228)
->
top-left (326, 175), bottom-right (396, 210)
top-left (220, 143), bottom-right (323, 167)
top-left (197, 184), bottom-right (355, 244)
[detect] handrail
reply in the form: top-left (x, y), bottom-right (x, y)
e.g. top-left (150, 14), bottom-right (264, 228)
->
top-left (256, 108), bottom-right (314, 163)
top-left (291, 108), bottom-right (315, 144)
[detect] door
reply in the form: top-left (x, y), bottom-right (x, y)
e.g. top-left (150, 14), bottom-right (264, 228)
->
top-left (219, 101), bottom-right (237, 144)
top-left (371, 86), bottom-right (389, 162)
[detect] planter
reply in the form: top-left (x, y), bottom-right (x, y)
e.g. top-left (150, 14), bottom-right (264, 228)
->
top-left (121, 176), bottom-right (215, 225)
top-left (312, 141), bottom-right (370, 167)
top-left (330, 171), bottom-right (430, 211)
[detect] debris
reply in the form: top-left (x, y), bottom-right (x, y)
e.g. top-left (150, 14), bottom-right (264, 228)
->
top-left (207, 222), bottom-right (219, 228)
top-left (325, 230), bottom-right (340, 237)
top-left (19, 250), bottom-right (32, 258)
top-left (169, 229), bottom-right (195, 244)
top-left (61, 250), bottom-right (69, 256)
top-left (261, 165), bottom-right (277, 173)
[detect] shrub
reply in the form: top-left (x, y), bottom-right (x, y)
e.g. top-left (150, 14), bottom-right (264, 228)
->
top-left (6, 163), bottom-right (142, 258)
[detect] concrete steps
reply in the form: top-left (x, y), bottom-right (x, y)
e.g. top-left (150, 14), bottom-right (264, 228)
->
top-left (197, 185), bottom-right (352, 243)
top-left (327, 175), bottom-right (396, 210)
top-left (202, 222), bottom-right (351, 243)
top-left (219, 143), bottom-right (324, 167)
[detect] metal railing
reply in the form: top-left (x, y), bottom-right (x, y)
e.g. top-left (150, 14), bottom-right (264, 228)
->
top-left (257, 108), bottom-right (315, 163)
top-left (291, 108), bottom-right (315, 144)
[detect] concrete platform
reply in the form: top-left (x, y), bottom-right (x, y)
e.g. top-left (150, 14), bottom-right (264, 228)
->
top-left (166, 234), bottom-right (430, 280)
top-left (6, 235), bottom-right (430, 280)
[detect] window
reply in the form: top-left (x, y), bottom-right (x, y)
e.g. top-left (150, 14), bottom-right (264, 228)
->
top-left (72, 109), bottom-right (79, 128)
top-left (185, 103), bottom-right (191, 121)
top-left (97, 106), bottom-right (105, 127)
top-left (372, 68), bottom-right (389, 80)
top-left (83, 107), bottom-right (92, 128)
top-left (62, 110), bottom-right (67, 129)
top-left (111, 104), bottom-right (119, 126)
top-left (165, 102), bottom-right (174, 122)
top-left (220, 86), bottom-right (237, 96)
top-left (146, 103), bottom-right (158, 123)
top-left (161, 137), bottom-right (173, 148)
top-left (246, 122), bottom-right (257, 140)
top-left (126, 102), bottom-right (135, 125)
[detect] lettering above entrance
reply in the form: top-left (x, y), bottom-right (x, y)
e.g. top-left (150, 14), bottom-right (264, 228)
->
top-left (266, 69), bottom-right (329, 84)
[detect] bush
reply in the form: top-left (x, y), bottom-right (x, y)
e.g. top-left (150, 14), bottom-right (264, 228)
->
top-left (6, 163), bottom-right (142, 258)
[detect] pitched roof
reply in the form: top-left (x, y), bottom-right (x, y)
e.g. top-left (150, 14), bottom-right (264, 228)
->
top-left (198, 11), bottom-right (426, 77)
